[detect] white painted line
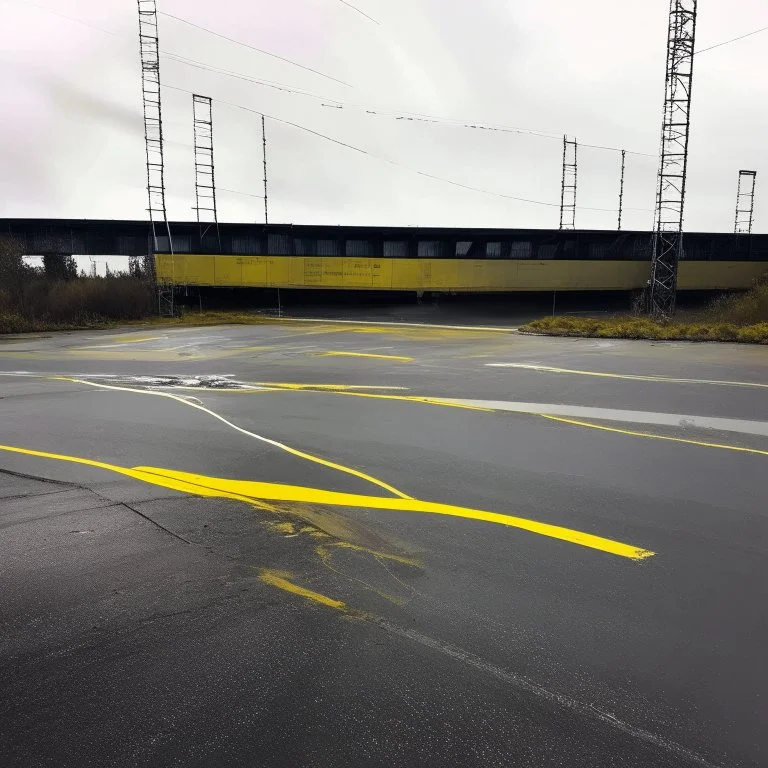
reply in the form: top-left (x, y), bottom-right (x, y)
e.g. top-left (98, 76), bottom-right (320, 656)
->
top-left (440, 398), bottom-right (768, 438)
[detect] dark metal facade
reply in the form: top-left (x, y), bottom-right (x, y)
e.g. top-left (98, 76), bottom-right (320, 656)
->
top-left (649, 0), bottom-right (697, 317)
top-left (3, 219), bottom-right (767, 264)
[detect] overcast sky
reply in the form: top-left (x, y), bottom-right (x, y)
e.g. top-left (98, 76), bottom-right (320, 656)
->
top-left (1, 0), bottom-right (766, 233)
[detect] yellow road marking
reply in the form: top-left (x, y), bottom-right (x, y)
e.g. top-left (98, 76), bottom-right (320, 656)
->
top-left (111, 335), bottom-right (163, 344)
top-left (539, 414), bottom-right (768, 457)
top-left (181, 384), bottom-right (492, 412)
top-left (0, 442), bottom-right (654, 560)
top-left (325, 390), bottom-right (493, 411)
top-left (51, 377), bottom-right (411, 500)
top-left (258, 569), bottom-right (348, 611)
top-left (252, 382), bottom-right (409, 391)
top-left (320, 351), bottom-right (414, 362)
top-left (491, 363), bottom-right (768, 389)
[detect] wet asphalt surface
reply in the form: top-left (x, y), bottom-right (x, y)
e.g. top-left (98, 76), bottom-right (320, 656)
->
top-left (1, 316), bottom-right (767, 767)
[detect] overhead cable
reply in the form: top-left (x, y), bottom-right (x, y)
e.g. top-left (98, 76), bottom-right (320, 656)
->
top-left (164, 83), bottom-right (652, 213)
top-left (337, 0), bottom-right (379, 25)
top-left (696, 25), bottom-right (768, 54)
top-left (158, 11), bottom-right (352, 88)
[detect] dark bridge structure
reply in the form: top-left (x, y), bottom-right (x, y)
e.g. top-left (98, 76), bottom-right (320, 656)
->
top-left (4, 218), bottom-right (766, 292)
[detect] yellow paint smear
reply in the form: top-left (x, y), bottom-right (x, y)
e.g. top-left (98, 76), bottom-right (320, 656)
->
top-left (314, 544), bottom-right (408, 606)
top-left (258, 569), bottom-right (347, 611)
top-left (325, 540), bottom-right (420, 568)
top-left (539, 414), bottom-right (768, 457)
top-left (0, 442), bottom-right (654, 560)
top-left (320, 351), bottom-right (414, 362)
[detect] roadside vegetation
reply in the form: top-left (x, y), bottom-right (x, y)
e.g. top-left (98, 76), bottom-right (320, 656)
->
top-left (521, 275), bottom-right (768, 344)
top-left (0, 236), bottom-right (285, 334)
top-left (0, 236), bottom-right (155, 334)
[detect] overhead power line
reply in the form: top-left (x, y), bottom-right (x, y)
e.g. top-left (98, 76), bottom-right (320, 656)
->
top-left (219, 188), bottom-right (266, 199)
top-left (12, 0), bottom-right (654, 213)
top-left (342, 108), bottom-right (656, 157)
top-left (11, 0), bottom-right (123, 36)
top-left (12, 0), bottom-right (655, 158)
top-left (165, 50), bottom-right (656, 157)
top-left (158, 11), bottom-right (352, 88)
top-left (337, 0), bottom-right (379, 25)
top-left (163, 53), bottom-right (339, 102)
top-left (164, 83), bottom-right (652, 214)
top-left (696, 25), bottom-right (768, 54)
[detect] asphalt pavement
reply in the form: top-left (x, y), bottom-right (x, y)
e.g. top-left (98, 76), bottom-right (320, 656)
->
top-left (1, 317), bottom-right (767, 767)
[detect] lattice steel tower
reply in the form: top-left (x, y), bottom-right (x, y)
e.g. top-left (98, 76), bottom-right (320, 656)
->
top-left (734, 170), bottom-right (756, 234)
top-left (137, 0), bottom-right (173, 314)
top-left (192, 95), bottom-right (219, 230)
top-left (559, 136), bottom-right (577, 230)
top-left (617, 150), bottom-right (626, 231)
top-left (262, 114), bottom-right (269, 225)
top-left (648, 0), bottom-right (697, 318)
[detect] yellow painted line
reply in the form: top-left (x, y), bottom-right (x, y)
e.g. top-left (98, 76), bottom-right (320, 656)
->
top-left (251, 382), bottom-right (409, 391)
top-left (0, 442), bottom-right (653, 560)
top-left (538, 414), bottom-right (768, 457)
top-left (258, 569), bottom-right (347, 611)
top-left (112, 335), bottom-right (163, 344)
top-left (190, 385), bottom-right (493, 412)
top-left (320, 351), bottom-right (414, 362)
top-left (327, 390), bottom-right (493, 411)
top-left (490, 363), bottom-right (768, 389)
top-left (150, 381), bottom-right (490, 412)
top-left (0, 442), bottom-right (282, 510)
top-left (51, 377), bottom-right (412, 500)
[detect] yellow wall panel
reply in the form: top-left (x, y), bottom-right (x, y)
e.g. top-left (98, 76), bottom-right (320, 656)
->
top-left (213, 256), bottom-right (242, 286)
top-left (239, 257), bottom-right (268, 286)
top-left (155, 255), bottom-right (765, 292)
top-left (677, 261), bottom-right (766, 290)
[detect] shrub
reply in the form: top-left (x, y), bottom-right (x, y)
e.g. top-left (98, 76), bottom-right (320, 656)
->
top-left (22, 275), bottom-right (155, 324)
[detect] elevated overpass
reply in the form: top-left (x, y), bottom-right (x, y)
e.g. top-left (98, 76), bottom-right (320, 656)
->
top-left (3, 218), bottom-right (766, 291)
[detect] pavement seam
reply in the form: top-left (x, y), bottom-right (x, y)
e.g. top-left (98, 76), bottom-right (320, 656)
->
top-left (113, 501), bottom-right (195, 546)
top-left (0, 466), bottom-right (79, 488)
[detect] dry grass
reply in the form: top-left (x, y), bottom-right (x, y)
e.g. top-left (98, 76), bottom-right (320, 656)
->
top-left (520, 315), bottom-right (768, 343)
top-left (0, 275), bottom-right (156, 334)
top-left (139, 309), bottom-right (278, 328)
top-left (520, 276), bottom-right (768, 344)
top-left (0, 308), bottom-right (278, 335)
